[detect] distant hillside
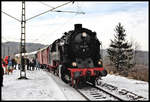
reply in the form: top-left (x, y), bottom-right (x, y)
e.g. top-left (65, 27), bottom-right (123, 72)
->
top-left (1, 41), bottom-right (48, 57)
top-left (102, 49), bottom-right (149, 66)
top-left (134, 50), bottom-right (149, 66)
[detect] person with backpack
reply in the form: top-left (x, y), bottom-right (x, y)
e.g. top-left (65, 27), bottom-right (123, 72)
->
top-left (7, 57), bottom-right (13, 74)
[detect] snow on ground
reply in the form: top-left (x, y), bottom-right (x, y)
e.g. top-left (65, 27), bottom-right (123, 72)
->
top-left (101, 74), bottom-right (149, 99)
top-left (1, 68), bottom-right (149, 101)
top-left (1, 69), bottom-right (85, 100)
top-left (46, 71), bottom-right (86, 100)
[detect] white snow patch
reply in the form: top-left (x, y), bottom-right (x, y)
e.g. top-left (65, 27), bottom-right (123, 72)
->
top-left (1, 69), bottom-right (85, 100)
top-left (101, 74), bottom-right (149, 99)
top-left (46, 72), bottom-right (86, 100)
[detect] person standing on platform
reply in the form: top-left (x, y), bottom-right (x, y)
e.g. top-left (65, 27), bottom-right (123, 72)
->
top-left (29, 58), bottom-right (32, 71)
top-left (1, 58), bottom-right (4, 87)
top-left (11, 58), bottom-right (15, 70)
top-left (7, 57), bottom-right (13, 74)
top-left (31, 58), bottom-right (35, 71)
top-left (4, 56), bottom-right (8, 74)
top-left (16, 56), bottom-right (21, 70)
top-left (26, 58), bottom-right (30, 70)
top-left (35, 58), bottom-right (40, 70)
top-left (14, 58), bottom-right (17, 70)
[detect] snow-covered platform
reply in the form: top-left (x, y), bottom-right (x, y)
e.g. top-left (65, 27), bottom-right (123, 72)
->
top-left (1, 69), bottom-right (86, 100)
top-left (1, 69), bottom-right (149, 101)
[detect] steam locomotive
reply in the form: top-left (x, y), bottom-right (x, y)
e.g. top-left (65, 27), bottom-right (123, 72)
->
top-left (25, 24), bottom-right (107, 87)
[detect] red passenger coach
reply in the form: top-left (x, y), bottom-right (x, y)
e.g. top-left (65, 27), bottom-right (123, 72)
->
top-left (41, 47), bottom-right (49, 65)
top-left (37, 46), bottom-right (50, 69)
top-left (37, 51), bottom-right (43, 65)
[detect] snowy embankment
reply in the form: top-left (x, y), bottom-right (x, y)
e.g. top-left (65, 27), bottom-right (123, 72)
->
top-left (101, 74), bottom-right (149, 99)
top-left (1, 69), bottom-right (85, 100)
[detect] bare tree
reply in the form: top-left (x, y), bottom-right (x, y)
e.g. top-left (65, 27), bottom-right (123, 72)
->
top-left (130, 39), bottom-right (141, 65)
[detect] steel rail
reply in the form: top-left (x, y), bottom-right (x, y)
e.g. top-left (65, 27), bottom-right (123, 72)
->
top-left (75, 89), bottom-right (91, 101)
top-left (86, 82), bottom-right (124, 101)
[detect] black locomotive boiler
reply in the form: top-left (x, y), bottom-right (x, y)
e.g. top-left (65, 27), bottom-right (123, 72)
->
top-left (50, 24), bottom-right (107, 87)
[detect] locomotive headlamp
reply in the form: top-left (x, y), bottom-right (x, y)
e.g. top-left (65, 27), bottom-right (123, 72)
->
top-left (82, 32), bottom-right (87, 37)
top-left (98, 59), bottom-right (103, 65)
top-left (98, 61), bottom-right (102, 65)
top-left (72, 62), bottom-right (77, 67)
top-left (98, 59), bottom-right (103, 67)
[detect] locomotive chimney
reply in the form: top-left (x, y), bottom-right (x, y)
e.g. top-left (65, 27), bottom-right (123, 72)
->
top-left (74, 24), bottom-right (82, 30)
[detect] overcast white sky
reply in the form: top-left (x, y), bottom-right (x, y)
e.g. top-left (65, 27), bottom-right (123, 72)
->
top-left (2, 1), bottom-right (149, 51)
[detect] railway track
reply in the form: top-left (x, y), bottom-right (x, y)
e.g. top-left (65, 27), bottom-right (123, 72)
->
top-left (75, 82), bottom-right (124, 101)
top-left (45, 69), bottom-right (147, 101)
top-left (95, 80), bottom-right (148, 101)
top-left (76, 82), bottom-right (148, 101)
top-left (75, 81), bottom-right (147, 101)
top-left (45, 69), bottom-right (121, 100)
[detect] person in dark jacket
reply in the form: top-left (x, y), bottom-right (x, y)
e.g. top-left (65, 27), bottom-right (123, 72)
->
top-left (11, 58), bottom-right (15, 69)
top-left (31, 58), bottom-right (36, 71)
top-left (1, 58), bottom-right (4, 87)
top-left (25, 58), bottom-right (30, 70)
top-left (12, 58), bottom-right (17, 70)
top-left (29, 59), bottom-right (32, 70)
